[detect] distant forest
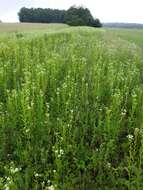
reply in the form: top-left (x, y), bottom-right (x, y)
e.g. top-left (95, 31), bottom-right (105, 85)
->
top-left (103, 23), bottom-right (143, 29)
top-left (18, 6), bottom-right (102, 27)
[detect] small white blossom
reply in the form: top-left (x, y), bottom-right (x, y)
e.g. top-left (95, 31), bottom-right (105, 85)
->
top-left (41, 181), bottom-right (45, 187)
top-left (10, 167), bottom-right (21, 174)
top-left (25, 128), bottom-right (30, 133)
top-left (127, 134), bottom-right (133, 140)
top-left (34, 173), bottom-right (42, 177)
top-left (57, 154), bottom-right (61, 158)
top-left (82, 77), bottom-right (85, 81)
top-left (4, 184), bottom-right (9, 190)
top-left (59, 149), bottom-right (64, 155)
top-left (132, 94), bottom-right (137, 98)
top-left (45, 113), bottom-right (50, 118)
top-left (46, 103), bottom-right (50, 109)
top-left (27, 105), bottom-right (31, 110)
top-left (55, 150), bottom-right (58, 154)
top-left (107, 162), bottom-right (111, 168)
top-left (121, 109), bottom-right (127, 117)
top-left (6, 177), bottom-right (10, 181)
top-left (48, 185), bottom-right (54, 190)
top-left (56, 88), bottom-right (60, 95)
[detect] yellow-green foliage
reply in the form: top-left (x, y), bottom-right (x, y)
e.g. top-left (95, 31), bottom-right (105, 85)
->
top-left (0, 23), bottom-right (68, 33)
top-left (0, 25), bottom-right (143, 190)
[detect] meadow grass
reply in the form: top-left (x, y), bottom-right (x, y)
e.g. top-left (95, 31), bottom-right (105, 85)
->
top-left (0, 23), bottom-right (68, 33)
top-left (0, 24), bottom-right (143, 189)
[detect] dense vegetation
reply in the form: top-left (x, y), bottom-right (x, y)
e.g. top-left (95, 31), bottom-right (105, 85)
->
top-left (0, 25), bottom-right (143, 189)
top-left (18, 7), bottom-right (66, 24)
top-left (18, 6), bottom-right (102, 27)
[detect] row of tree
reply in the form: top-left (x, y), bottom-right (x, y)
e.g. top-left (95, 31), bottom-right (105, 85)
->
top-left (18, 6), bottom-right (102, 27)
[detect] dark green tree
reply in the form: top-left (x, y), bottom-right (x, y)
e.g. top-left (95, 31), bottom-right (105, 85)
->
top-left (65, 6), bottom-right (94, 26)
top-left (18, 6), bottom-right (102, 27)
top-left (18, 7), bottom-right (66, 23)
top-left (91, 18), bottom-right (102, 27)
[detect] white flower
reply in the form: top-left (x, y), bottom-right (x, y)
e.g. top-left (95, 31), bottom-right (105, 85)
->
top-left (10, 167), bottom-right (21, 174)
top-left (34, 173), bottom-right (42, 177)
top-left (25, 128), bottom-right (30, 133)
top-left (55, 148), bottom-right (64, 158)
top-left (55, 150), bottom-right (58, 154)
top-left (56, 88), bottom-right (60, 95)
top-left (45, 113), bottom-right (50, 118)
top-left (35, 173), bottom-right (39, 177)
top-left (121, 112), bottom-right (126, 116)
top-left (132, 94), bottom-right (137, 98)
top-left (6, 177), bottom-right (10, 181)
top-left (4, 184), bottom-right (9, 190)
top-left (57, 154), bottom-right (61, 158)
top-left (48, 185), bottom-right (54, 190)
top-left (59, 149), bottom-right (64, 155)
top-left (121, 109), bottom-right (127, 116)
top-left (107, 162), bottom-right (111, 168)
top-left (46, 103), bottom-right (50, 109)
top-left (127, 134), bottom-right (133, 140)
top-left (4, 177), bottom-right (12, 190)
top-left (27, 105), bottom-right (31, 110)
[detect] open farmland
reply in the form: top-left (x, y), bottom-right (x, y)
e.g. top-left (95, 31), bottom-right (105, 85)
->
top-left (0, 23), bottom-right (68, 33)
top-left (0, 24), bottom-right (143, 189)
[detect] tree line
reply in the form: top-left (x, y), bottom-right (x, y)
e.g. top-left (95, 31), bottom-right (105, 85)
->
top-left (18, 6), bottom-right (102, 27)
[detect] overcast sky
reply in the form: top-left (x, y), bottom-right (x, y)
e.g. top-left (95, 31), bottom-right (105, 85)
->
top-left (0, 0), bottom-right (143, 23)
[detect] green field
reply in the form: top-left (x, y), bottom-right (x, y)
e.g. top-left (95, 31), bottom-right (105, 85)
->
top-left (0, 23), bottom-right (143, 190)
top-left (0, 23), bottom-right (68, 32)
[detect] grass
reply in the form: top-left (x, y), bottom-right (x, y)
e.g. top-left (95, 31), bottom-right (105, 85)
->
top-left (0, 23), bottom-right (68, 33)
top-left (0, 23), bottom-right (143, 189)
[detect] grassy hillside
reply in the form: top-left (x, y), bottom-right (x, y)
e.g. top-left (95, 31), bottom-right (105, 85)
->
top-left (0, 23), bottom-right (68, 33)
top-left (0, 24), bottom-right (143, 190)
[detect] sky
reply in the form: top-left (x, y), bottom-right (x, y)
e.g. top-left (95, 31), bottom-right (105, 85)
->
top-left (0, 0), bottom-right (143, 23)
